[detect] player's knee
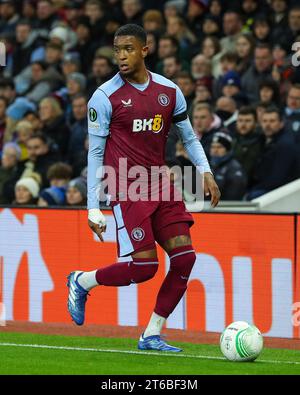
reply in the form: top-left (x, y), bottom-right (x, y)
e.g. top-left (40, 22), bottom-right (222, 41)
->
top-left (169, 248), bottom-right (196, 279)
top-left (131, 263), bottom-right (158, 283)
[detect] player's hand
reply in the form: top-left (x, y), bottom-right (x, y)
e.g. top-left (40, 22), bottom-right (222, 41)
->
top-left (88, 209), bottom-right (107, 242)
top-left (204, 172), bottom-right (221, 208)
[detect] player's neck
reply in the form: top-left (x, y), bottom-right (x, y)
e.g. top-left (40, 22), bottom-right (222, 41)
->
top-left (124, 67), bottom-right (149, 84)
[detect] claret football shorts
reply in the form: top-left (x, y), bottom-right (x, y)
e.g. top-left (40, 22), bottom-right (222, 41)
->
top-left (111, 185), bottom-right (194, 257)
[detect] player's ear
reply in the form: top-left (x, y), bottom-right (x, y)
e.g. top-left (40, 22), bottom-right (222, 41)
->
top-left (142, 45), bottom-right (149, 58)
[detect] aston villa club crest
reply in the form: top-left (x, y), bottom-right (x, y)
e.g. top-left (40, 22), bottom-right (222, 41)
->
top-left (131, 227), bottom-right (145, 241)
top-left (158, 93), bottom-right (170, 106)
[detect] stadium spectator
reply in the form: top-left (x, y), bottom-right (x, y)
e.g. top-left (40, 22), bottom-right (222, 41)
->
top-left (36, 0), bottom-right (59, 33)
top-left (193, 82), bottom-right (212, 105)
top-left (186, 0), bottom-right (208, 36)
top-left (13, 174), bottom-right (40, 205)
top-left (191, 103), bottom-right (222, 155)
top-left (0, 142), bottom-right (20, 204)
top-left (166, 15), bottom-right (196, 54)
top-left (0, 95), bottom-right (7, 151)
top-left (221, 70), bottom-right (248, 107)
top-left (23, 110), bottom-right (43, 133)
top-left (145, 31), bottom-right (158, 71)
top-left (209, 0), bottom-right (223, 18)
top-left (5, 97), bottom-right (36, 143)
top-left (209, 132), bottom-right (247, 200)
top-left (38, 162), bottom-right (73, 206)
top-left (0, 78), bottom-right (16, 104)
top-left (12, 19), bottom-right (43, 77)
top-left (49, 25), bottom-right (78, 52)
top-left (86, 55), bottom-right (114, 98)
top-left (242, 44), bottom-right (274, 103)
top-left (200, 35), bottom-right (222, 77)
top-left (45, 42), bottom-right (64, 72)
top-left (156, 35), bottom-right (180, 74)
top-left (143, 9), bottom-right (164, 34)
top-left (248, 106), bottom-right (299, 199)
top-left (191, 54), bottom-right (212, 89)
top-left (17, 133), bottom-right (60, 190)
top-left (273, 5), bottom-right (300, 45)
top-left (0, 0), bottom-right (20, 34)
top-left (22, 0), bottom-right (37, 23)
top-left (235, 33), bottom-right (255, 75)
top-left (175, 71), bottom-right (196, 112)
top-left (61, 52), bottom-right (81, 79)
top-left (270, 0), bottom-right (289, 32)
top-left (66, 176), bottom-right (87, 206)
top-left (215, 96), bottom-right (238, 135)
top-left (73, 16), bottom-right (98, 74)
top-left (39, 97), bottom-right (70, 157)
top-left (232, 106), bottom-right (263, 186)
top-left (38, 185), bottom-right (66, 206)
top-left (258, 79), bottom-right (281, 107)
top-left (201, 14), bottom-right (222, 38)
top-left (284, 84), bottom-right (300, 137)
top-left (15, 120), bottom-right (34, 161)
top-left (241, 0), bottom-right (266, 29)
top-left (220, 10), bottom-right (243, 52)
top-left (253, 15), bottom-right (272, 44)
top-left (162, 55), bottom-right (182, 80)
top-left (213, 52), bottom-right (239, 99)
top-left (16, 60), bottom-right (63, 104)
top-left (84, 0), bottom-right (107, 41)
top-left (67, 94), bottom-right (87, 173)
top-left (122, 0), bottom-right (143, 25)
top-left (64, 1), bottom-right (84, 29)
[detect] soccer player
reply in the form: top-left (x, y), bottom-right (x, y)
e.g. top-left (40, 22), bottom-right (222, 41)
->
top-left (67, 24), bottom-right (220, 352)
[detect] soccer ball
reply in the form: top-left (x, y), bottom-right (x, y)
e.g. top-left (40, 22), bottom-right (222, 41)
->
top-left (220, 321), bottom-right (263, 362)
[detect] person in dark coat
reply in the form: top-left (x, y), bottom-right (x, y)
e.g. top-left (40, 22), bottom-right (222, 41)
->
top-left (248, 106), bottom-right (299, 200)
top-left (241, 44), bottom-right (274, 103)
top-left (283, 84), bottom-right (300, 142)
top-left (233, 106), bottom-right (263, 187)
top-left (12, 19), bottom-right (43, 76)
top-left (0, 142), bottom-right (20, 204)
top-left (3, 133), bottom-right (60, 202)
top-left (67, 94), bottom-right (88, 176)
top-left (39, 96), bottom-right (70, 158)
top-left (209, 132), bottom-right (247, 200)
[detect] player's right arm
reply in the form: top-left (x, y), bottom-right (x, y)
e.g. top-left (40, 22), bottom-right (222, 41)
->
top-left (87, 89), bottom-right (112, 241)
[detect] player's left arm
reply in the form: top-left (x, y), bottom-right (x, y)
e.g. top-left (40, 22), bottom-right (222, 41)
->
top-left (172, 86), bottom-right (221, 207)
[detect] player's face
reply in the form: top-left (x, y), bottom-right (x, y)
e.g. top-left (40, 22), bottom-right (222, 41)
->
top-left (114, 35), bottom-right (148, 76)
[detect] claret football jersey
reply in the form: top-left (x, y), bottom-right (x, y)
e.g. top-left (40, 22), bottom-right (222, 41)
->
top-left (88, 71), bottom-right (187, 175)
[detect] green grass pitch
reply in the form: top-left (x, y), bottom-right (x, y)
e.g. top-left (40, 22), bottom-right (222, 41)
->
top-left (0, 332), bottom-right (299, 375)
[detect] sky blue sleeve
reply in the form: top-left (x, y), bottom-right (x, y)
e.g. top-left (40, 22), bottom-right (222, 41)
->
top-left (175, 118), bottom-right (212, 174)
top-left (87, 89), bottom-right (112, 137)
top-left (87, 133), bottom-right (107, 209)
top-left (173, 85), bottom-right (187, 116)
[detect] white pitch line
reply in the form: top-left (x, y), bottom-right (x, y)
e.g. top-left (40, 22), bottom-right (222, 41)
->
top-left (0, 342), bottom-right (299, 366)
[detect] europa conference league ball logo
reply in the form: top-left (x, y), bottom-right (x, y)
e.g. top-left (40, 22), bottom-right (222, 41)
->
top-left (89, 108), bottom-right (97, 122)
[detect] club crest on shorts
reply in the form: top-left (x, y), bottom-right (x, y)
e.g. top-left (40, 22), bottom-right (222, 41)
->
top-left (158, 93), bottom-right (170, 106)
top-left (131, 227), bottom-right (145, 241)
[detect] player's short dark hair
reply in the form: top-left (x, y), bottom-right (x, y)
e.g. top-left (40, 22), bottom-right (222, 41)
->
top-left (238, 106), bottom-right (257, 120)
top-left (114, 24), bottom-right (147, 46)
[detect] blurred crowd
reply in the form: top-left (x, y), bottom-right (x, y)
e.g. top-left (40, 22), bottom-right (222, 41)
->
top-left (0, 0), bottom-right (300, 207)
